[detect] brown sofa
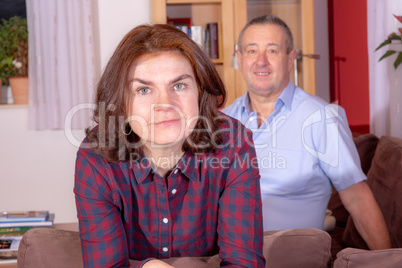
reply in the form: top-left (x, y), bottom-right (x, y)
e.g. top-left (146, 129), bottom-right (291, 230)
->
top-left (16, 135), bottom-right (402, 267)
top-left (17, 227), bottom-right (332, 268)
top-left (328, 134), bottom-right (402, 261)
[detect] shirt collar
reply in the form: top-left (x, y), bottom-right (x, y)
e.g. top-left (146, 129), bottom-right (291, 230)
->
top-left (131, 151), bottom-right (199, 183)
top-left (176, 151), bottom-right (200, 182)
top-left (130, 154), bottom-right (153, 183)
top-left (240, 91), bottom-right (252, 115)
top-left (240, 79), bottom-right (296, 114)
top-left (278, 80), bottom-right (296, 110)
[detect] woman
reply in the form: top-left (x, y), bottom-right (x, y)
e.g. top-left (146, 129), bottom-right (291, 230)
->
top-left (74, 24), bottom-right (265, 268)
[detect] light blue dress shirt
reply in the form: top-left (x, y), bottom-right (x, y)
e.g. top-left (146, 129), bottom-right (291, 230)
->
top-left (222, 80), bottom-right (366, 231)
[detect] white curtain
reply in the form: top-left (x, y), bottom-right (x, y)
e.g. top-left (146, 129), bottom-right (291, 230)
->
top-left (26, 0), bottom-right (99, 130)
top-left (367, 0), bottom-right (402, 138)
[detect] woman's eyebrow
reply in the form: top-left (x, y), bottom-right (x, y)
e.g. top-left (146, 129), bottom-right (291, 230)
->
top-left (131, 78), bottom-right (153, 85)
top-left (131, 74), bottom-right (194, 85)
top-left (170, 74), bottom-right (194, 84)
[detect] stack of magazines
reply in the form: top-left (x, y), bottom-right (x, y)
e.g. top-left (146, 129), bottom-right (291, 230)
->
top-left (0, 211), bottom-right (54, 262)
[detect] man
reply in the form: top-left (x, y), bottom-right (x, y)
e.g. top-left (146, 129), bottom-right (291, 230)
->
top-left (222, 14), bottom-right (391, 250)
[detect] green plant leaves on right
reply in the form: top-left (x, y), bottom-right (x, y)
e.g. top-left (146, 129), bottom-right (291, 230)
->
top-left (378, 50), bottom-right (396, 62)
top-left (376, 35), bottom-right (402, 69)
top-left (394, 52), bottom-right (402, 69)
top-left (375, 35), bottom-right (401, 51)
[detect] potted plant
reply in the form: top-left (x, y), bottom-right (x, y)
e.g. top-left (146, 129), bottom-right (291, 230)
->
top-left (375, 14), bottom-right (402, 69)
top-left (0, 16), bottom-right (28, 104)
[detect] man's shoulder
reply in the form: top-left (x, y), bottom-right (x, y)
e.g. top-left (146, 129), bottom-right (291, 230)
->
top-left (293, 87), bottom-right (328, 108)
top-left (291, 87), bottom-right (347, 116)
top-left (221, 95), bottom-right (245, 118)
top-left (217, 111), bottom-right (245, 129)
top-left (217, 111), bottom-right (252, 140)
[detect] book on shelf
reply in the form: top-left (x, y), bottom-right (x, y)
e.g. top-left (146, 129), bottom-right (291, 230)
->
top-left (207, 22), bottom-right (219, 59)
top-left (0, 235), bottom-right (21, 260)
top-left (0, 226), bottom-right (34, 236)
top-left (190, 25), bottom-right (204, 48)
top-left (167, 17), bottom-right (192, 28)
top-left (167, 18), bottom-right (222, 61)
top-left (0, 210), bottom-right (49, 223)
top-left (204, 27), bottom-right (210, 57)
top-left (0, 213), bottom-right (55, 228)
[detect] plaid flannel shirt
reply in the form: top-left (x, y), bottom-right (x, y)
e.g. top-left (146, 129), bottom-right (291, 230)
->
top-left (74, 116), bottom-right (265, 267)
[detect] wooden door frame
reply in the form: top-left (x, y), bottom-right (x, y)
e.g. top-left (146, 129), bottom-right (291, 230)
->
top-left (301, 0), bottom-right (316, 95)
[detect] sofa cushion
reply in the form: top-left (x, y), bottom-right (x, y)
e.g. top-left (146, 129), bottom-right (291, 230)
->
top-left (342, 135), bottom-right (402, 249)
top-left (17, 227), bottom-right (332, 268)
top-left (17, 228), bottom-right (83, 268)
top-left (333, 247), bottom-right (402, 268)
top-left (263, 228), bottom-right (331, 268)
top-left (18, 228), bottom-right (220, 268)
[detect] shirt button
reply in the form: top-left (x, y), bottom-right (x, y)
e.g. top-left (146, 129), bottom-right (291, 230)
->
top-left (174, 169), bottom-right (178, 174)
top-left (163, 218), bottom-right (169, 224)
top-left (162, 247), bottom-right (168, 252)
top-left (171, 189), bottom-right (177, 195)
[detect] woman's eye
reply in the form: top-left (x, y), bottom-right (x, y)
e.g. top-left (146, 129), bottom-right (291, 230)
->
top-left (173, 83), bottom-right (186, 90)
top-left (138, 87), bottom-right (150, 94)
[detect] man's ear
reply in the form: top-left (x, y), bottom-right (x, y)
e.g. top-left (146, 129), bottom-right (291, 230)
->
top-left (236, 49), bottom-right (242, 69)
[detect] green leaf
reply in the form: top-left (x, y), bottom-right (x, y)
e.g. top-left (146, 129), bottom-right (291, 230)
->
top-left (394, 52), bottom-right (402, 69)
top-left (375, 35), bottom-right (402, 51)
top-left (378, 50), bottom-right (396, 62)
top-left (375, 39), bottom-right (392, 51)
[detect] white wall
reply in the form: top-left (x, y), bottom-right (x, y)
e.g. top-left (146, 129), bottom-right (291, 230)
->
top-left (0, 107), bottom-right (84, 223)
top-left (0, 0), bottom-right (151, 223)
top-left (97, 0), bottom-right (151, 69)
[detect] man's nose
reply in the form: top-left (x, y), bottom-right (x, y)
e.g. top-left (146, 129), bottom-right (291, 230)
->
top-left (256, 52), bottom-right (269, 66)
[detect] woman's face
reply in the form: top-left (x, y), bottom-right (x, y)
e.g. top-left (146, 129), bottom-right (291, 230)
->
top-left (128, 51), bottom-right (199, 150)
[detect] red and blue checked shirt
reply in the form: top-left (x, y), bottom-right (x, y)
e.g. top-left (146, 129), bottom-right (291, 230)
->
top-left (74, 116), bottom-right (265, 267)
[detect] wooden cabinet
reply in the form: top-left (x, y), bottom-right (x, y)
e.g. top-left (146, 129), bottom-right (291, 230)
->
top-left (152, 0), bottom-right (247, 106)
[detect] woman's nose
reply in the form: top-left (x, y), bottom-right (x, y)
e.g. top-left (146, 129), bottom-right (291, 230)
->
top-left (156, 89), bottom-right (171, 104)
top-left (153, 89), bottom-right (175, 111)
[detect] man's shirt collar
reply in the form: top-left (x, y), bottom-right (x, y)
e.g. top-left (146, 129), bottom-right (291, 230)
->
top-left (240, 79), bottom-right (296, 115)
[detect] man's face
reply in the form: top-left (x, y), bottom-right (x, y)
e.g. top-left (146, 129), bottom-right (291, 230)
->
top-left (237, 24), bottom-right (296, 98)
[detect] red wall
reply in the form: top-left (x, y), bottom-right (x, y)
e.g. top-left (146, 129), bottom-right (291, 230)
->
top-left (328, 0), bottom-right (370, 134)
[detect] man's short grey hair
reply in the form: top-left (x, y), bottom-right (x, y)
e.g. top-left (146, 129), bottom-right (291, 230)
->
top-left (237, 14), bottom-right (294, 54)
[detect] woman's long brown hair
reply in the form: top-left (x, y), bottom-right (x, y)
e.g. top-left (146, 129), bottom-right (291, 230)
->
top-left (86, 24), bottom-right (227, 162)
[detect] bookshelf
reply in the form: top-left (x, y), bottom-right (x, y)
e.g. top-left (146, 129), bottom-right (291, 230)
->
top-left (152, 0), bottom-right (247, 106)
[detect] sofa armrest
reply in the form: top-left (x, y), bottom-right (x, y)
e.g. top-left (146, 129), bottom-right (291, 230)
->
top-left (17, 228), bottom-right (83, 268)
top-left (333, 247), bottom-right (402, 268)
top-left (263, 228), bottom-right (331, 268)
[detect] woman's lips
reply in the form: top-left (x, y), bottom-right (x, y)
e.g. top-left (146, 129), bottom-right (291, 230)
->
top-left (153, 118), bottom-right (181, 126)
